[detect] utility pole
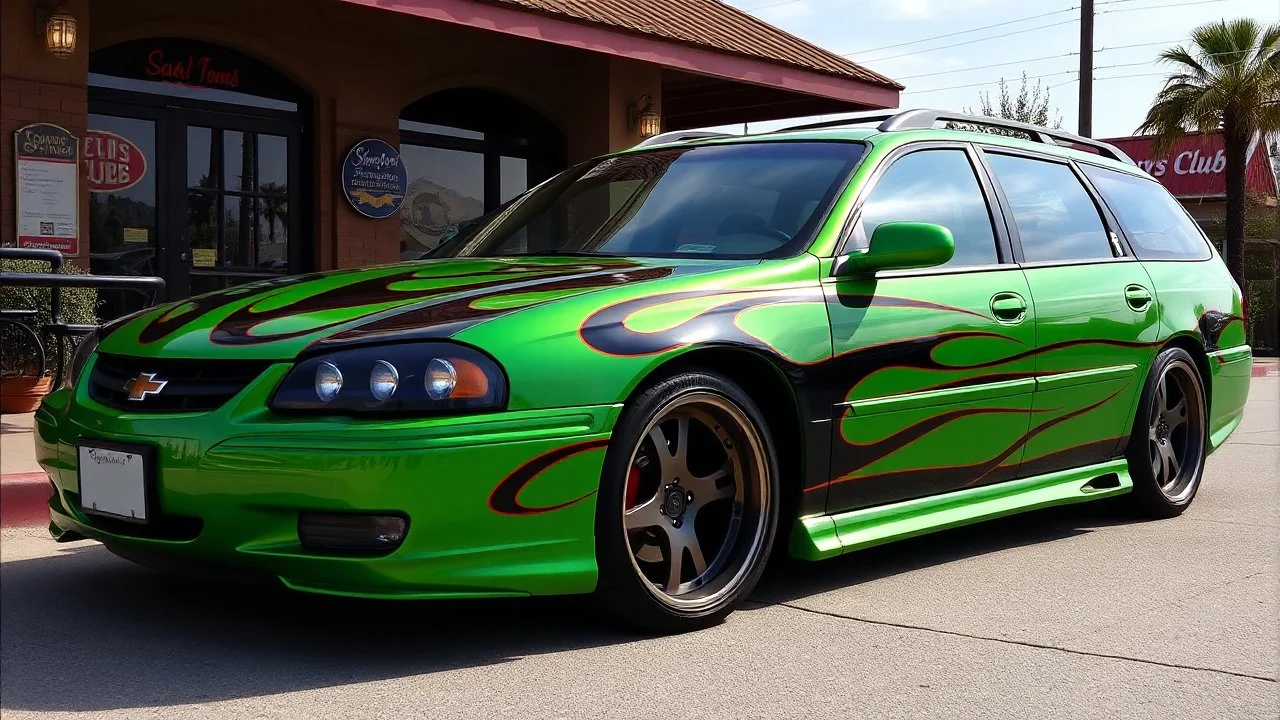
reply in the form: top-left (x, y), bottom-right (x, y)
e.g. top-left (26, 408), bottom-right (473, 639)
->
top-left (1078, 0), bottom-right (1094, 137)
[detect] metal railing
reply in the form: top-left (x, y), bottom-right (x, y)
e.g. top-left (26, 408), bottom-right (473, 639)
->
top-left (0, 247), bottom-right (165, 387)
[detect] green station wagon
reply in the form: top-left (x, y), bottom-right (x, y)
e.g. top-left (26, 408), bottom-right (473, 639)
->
top-left (37, 109), bottom-right (1253, 632)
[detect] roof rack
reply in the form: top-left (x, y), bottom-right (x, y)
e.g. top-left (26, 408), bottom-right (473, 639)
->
top-left (633, 130), bottom-right (733, 148)
top-left (783, 108), bottom-right (1134, 164)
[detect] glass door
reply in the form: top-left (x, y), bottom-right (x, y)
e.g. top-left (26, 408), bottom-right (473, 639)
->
top-left (173, 110), bottom-right (300, 298)
top-left (86, 108), bottom-right (163, 321)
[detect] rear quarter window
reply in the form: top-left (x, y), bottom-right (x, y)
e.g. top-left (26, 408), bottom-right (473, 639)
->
top-left (1082, 164), bottom-right (1211, 261)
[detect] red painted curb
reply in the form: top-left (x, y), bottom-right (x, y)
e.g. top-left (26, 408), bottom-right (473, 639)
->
top-left (1253, 365), bottom-right (1278, 377)
top-left (1, 472), bottom-right (51, 529)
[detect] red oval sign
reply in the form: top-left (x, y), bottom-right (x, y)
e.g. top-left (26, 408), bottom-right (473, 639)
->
top-left (84, 129), bottom-right (147, 193)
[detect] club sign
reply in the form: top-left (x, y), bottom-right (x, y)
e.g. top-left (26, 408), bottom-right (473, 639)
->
top-left (85, 129), bottom-right (147, 192)
top-left (342, 138), bottom-right (407, 219)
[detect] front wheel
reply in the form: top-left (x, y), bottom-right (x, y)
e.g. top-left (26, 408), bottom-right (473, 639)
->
top-left (594, 371), bottom-right (779, 633)
top-left (1124, 347), bottom-right (1208, 518)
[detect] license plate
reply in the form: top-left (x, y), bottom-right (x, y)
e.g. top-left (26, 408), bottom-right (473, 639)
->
top-left (78, 443), bottom-right (150, 523)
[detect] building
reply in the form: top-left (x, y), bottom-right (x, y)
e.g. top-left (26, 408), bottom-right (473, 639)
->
top-left (2, 0), bottom-right (900, 319)
top-left (1101, 132), bottom-right (1279, 354)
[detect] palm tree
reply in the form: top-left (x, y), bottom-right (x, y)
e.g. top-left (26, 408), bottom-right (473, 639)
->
top-left (1137, 18), bottom-right (1280, 287)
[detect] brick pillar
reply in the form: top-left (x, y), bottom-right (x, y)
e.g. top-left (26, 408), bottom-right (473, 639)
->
top-left (333, 123), bottom-right (402, 269)
top-left (1, 0), bottom-right (91, 268)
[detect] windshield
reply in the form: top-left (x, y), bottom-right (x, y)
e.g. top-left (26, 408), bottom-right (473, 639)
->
top-left (431, 141), bottom-right (865, 259)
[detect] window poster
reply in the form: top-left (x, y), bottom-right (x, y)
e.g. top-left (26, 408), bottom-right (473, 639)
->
top-left (14, 123), bottom-right (79, 255)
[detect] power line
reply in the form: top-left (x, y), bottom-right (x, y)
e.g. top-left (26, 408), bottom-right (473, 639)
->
top-left (1097, 38), bottom-right (1188, 52)
top-left (859, 17), bottom-right (1080, 63)
top-left (897, 52), bottom-right (1078, 80)
top-left (840, 0), bottom-right (1156, 57)
top-left (738, 0), bottom-right (805, 12)
top-left (845, 6), bottom-right (1078, 56)
top-left (1101, 0), bottom-right (1230, 13)
top-left (891, 39), bottom-right (1197, 83)
top-left (902, 70), bottom-right (1078, 95)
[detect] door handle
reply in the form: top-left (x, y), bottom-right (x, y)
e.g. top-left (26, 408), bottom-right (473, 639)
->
top-left (990, 292), bottom-right (1028, 324)
top-left (1124, 284), bottom-right (1152, 311)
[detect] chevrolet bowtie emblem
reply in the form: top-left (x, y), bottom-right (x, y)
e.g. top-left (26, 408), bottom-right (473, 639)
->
top-left (124, 372), bottom-right (168, 401)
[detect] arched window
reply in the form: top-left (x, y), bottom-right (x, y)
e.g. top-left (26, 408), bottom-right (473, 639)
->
top-left (399, 88), bottom-right (564, 258)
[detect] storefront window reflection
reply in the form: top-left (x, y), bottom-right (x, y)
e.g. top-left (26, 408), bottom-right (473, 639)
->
top-left (400, 144), bottom-right (485, 254)
top-left (87, 114), bottom-right (158, 320)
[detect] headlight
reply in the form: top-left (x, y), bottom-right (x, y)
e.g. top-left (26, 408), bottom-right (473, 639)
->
top-left (270, 342), bottom-right (507, 415)
top-left (63, 328), bottom-right (101, 389)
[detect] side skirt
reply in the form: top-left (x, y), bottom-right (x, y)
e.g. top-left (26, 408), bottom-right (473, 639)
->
top-left (789, 459), bottom-right (1132, 561)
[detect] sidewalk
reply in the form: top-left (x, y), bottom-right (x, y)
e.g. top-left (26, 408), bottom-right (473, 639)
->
top-left (2, 412), bottom-right (49, 528)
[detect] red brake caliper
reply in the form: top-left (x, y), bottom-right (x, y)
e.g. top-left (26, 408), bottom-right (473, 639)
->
top-left (625, 465), bottom-right (641, 509)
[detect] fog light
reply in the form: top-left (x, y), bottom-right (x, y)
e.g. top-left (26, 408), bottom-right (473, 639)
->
top-left (425, 358), bottom-right (456, 399)
top-left (315, 361), bottom-right (343, 402)
top-left (370, 360), bottom-right (399, 401)
top-left (298, 512), bottom-right (408, 554)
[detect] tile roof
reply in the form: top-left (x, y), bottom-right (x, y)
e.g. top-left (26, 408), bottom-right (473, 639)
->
top-left (485, 0), bottom-right (903, 89)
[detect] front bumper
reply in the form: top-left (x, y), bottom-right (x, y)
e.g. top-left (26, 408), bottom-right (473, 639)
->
top-left (36, 359), bottom-right (620, 599)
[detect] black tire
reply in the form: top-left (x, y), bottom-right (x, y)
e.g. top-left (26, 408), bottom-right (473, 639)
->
top-left (594, 370), bottom-right (780, 633)
top-left (1124, 347), bottom-right (1209, 518)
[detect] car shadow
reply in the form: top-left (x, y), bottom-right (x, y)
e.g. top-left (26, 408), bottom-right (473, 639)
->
top-left (1, 500), bottom-right (1137, 713)
top-left (747, 498), bottom-right (1140, 607)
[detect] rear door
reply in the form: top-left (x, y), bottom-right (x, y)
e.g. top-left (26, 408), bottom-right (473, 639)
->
top-left (978, 148), bottom-right (1160, 477)
top-left (824, 143), bottom-right (1037, 514)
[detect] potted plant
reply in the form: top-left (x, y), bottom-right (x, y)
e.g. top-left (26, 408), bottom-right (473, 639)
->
top-left (0, 258), bottom-right (98, 414)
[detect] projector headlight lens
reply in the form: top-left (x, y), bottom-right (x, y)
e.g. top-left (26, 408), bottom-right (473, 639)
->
top-left (272, 342), bottom-right (506, 416)
top-left (370, 360), bottom-right (399, 401)
top-left (425, 358), bottom-right (456, 400)
top-left (315, 361), bottom-right (343, 402)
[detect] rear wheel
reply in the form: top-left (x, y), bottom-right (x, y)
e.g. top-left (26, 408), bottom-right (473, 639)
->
top-left (1124, 347), bottom-right (1208, 518)
top-left (595, 371), bottom-right (779, 633)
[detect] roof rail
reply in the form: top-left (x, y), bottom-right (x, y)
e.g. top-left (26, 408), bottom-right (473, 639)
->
top-left (632, 130), bottom-right (733, 148)
top-left (782, 108), bottom-right (1134, 164)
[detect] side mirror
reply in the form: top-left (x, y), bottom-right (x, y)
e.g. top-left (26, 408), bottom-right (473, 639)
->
top-left (838, 221), bottom-right (955, 275)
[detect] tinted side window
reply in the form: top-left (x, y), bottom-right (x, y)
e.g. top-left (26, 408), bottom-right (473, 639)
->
top-left (1082, 164), bottom-right (1210, 260)
top-left (854, 149), bottom-right (998, 267)
top-left (987, 153), bottom-right (1113, 262)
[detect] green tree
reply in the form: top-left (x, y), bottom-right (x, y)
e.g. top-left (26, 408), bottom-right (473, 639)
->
top-left (1137, 18), bottom-right (1280, 288)
top-left (965, 72), bottom-right (1063, 133)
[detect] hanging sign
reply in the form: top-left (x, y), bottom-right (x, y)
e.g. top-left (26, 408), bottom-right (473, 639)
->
top-left (14, 123), bottom-right (79, 255)
top-left (342, 138), bottom-right (407, 219)
top-left (85, 129), bottom-right (147, 192)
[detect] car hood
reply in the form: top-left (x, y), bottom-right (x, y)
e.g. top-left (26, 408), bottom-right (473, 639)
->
top-left (99, 257), bottom-right (741, 359)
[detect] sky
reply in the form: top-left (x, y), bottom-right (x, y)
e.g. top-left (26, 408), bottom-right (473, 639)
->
top-left (720, 0), bottom-right (1280, 139)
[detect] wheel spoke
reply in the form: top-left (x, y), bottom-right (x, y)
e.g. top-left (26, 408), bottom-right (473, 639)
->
top-left (625, 495), bottom-right (664, 530)
top-left (665, 535), bottom-right (685, 592)
top-left (1159, 442), bottom-right (1179, 485)
top-left (1155, 379), bottom-right (1168, 415)
top-left (686, 461), bottom-right (734, 504)
top-left (1151, 451), bottom-right (1162, 482)
top-left (672, 415), bottom-right (691, 477)
top-left (684, 530), bottom-right (708, 577)
top-left (1166, 397), bottom-right (1188, 431)
top-left (663, 526), bottom-right (708, 592)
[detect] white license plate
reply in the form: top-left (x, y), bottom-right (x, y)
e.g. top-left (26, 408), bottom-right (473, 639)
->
top-left (78, 444), bottom-right (148, 522)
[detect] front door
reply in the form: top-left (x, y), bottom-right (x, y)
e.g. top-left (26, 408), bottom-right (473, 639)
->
top-left (88, 39), bottom-right (308, 321)
top-left (979, 148), bottom-right (1160, 477)
top-left (175, 110), bottom-right (301, 298)
top-left (824, 144), bottom-right (1037, 514)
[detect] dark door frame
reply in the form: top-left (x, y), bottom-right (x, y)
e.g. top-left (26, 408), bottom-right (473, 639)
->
top-left (88, 85), bottom-right (309, 301)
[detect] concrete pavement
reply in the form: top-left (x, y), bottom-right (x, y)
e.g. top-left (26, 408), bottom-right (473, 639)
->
top-left (0, 380), bottom-right (1276, 719)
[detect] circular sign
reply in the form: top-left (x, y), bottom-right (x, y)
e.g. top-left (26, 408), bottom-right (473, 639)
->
top-left (84, 129), bottom-right (147, 193)
top-left (342, 138), bottom-right (407, 219)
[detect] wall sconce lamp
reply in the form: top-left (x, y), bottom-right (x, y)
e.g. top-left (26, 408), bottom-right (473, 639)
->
top-left (629, 94), bottom-right (661, 139)
top-left (36, 1), bottom-right (78, 59)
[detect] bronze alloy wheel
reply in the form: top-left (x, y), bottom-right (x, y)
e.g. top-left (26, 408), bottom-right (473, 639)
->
top-left (621, 392), bottom-right (770, 612)
top-left (1146, 357), bottom-right (1207, 504)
